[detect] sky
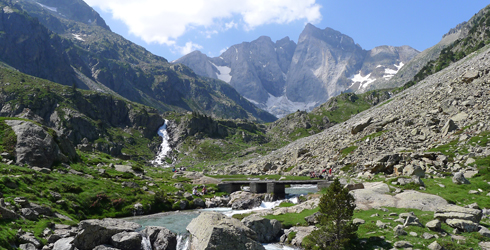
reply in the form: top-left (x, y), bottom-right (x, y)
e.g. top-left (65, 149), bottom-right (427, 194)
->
top-left (84, 1), bottom-right (490, 62)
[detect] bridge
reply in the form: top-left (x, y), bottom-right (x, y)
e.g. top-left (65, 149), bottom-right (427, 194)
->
top-left (217, 180), bottom-right (332, 197)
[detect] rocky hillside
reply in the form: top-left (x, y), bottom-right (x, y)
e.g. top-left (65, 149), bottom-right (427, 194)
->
top-left (0, 66), bottom-right (166, 167)
top-left (175, 24), bottom-right (418, 118)
top-left (0, 0), bottom-right (276, 123)
top-left (219, 40), bottom-right (490, 179)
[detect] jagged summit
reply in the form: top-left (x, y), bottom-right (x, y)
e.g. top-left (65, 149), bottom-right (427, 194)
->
top-left (175, 24), bottom-right (418, 118)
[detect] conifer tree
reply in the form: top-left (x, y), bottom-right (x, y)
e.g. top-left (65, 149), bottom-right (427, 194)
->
top-left (304, 178), bottom-right (357, 249)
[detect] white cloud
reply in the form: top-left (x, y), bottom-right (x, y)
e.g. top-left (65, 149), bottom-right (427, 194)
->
top-left (85, 0), bottom-right (322, 46)
top-left (174, 41), bottom-right (203, 55)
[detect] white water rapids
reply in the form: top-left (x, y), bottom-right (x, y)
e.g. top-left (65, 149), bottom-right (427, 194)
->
top-left (133, 185), bottom-right (317, 250)
top-left (151, 120), bottom-right (172, 167)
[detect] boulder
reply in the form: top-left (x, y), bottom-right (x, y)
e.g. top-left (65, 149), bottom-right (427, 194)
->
top-left (21, 208), bottom-right (39, 220)
top-left (480, 226), bottom-right (490, 238)
top-left (434, 205), bottom-right (482, 223)
top-left (142, 226), bottom-right (177, 250)
top-left (229, 191), bottom-right (263, 210)
top-left (441, 119), bottom-right (458, 136)
top-left (73, 218), bottom-right (141, 250)
top-left (402, 165), bottom-right (425, 178)
top-left (393, 225), bottom-right (407, 236)
top-left (393, 241), bottom-right (413, 248)
top-left (426, 220), bottom-right (441, 231)
top-left (428, 241), bottom-right (444, 250)
top-left (279, 226), bottom-right (316, 247)
top-left (480, 242), bottom-right (490, 250)
top-left (193, 198), bottom-right (205, 208)
top-left (351, 117), bottom-right (372, 135)
top-left (304, 212), bottom-right (322, 225)
top-left (5, 120), bottom-right (68, 168)
top-left (110, 231), bottom-right (143, 250)
top-left (0, 205), bottom-right (20, 220)
top-left (93, 246), bottom-right (120, 250)
top-left (53, 237), bottom-right (75, 250)
top-left (452, 172), bottom-right (470, 184)
top-left (19, 243), bottom-right (37, 250)
top-left (241, 215), bottom-right (282, 243)
top-left (18, 232), bottom-right (42, 248)
top-left (187, 212), bottom-right (264, 250)
top-left (446, 219), bottom-right (479, 232)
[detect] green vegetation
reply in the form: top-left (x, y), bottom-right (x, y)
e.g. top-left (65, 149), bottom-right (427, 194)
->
top-left (303, 178), bottom-right (357, 250)
top-left (339, 146), bottom-right (358, 159)
top-left (264, 207), bottom-right (319, 229)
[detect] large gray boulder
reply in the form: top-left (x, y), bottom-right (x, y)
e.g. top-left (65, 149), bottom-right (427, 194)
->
top-left (241, 215), bottom-right (282, 243)
top-left (229, 191), bottom-right (263, 210)
top-left (5, 120), bottom-right (71, 168)
top-left (279, 226), bottom-right (316, 247)
top-left (73, 218), bottom-right (141, 250)
top-left (452, 172), bottom-right (470, 184)
top-left (142, 226), bottom-right (177, 250)
top-left (186, 212), bottom-right (265, 250)
top-left (434, 205), bottom-right (482, 223)
top-left (53, 237), bottom-right (75, 250)
top-left (111, 231), bottom-right (143, 250)
top-left (446, 219), bottom-right (479, 232)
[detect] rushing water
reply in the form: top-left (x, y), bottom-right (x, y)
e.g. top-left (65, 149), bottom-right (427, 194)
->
top-left (151, 120), bottom-right (172, 167)
top-left (129, 185), bottom-right (316, 250)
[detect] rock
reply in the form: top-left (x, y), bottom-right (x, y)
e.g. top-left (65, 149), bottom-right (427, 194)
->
top-left (280, 226), bottom-right (316, 247)
top-left (241, 215), bottom-right (282, 243)
top-left (19, 243), bottom-right (37, 250)
top-left (93, 246), bottom-right (120, 250)
top-left (73, 218), bottom-right (141, 250)
top-left (344, 183), bottom-right (364, 191)
top-left (480, 226), bottom-right (490, 238)
top-left (462, 69), bottom-right (480, 83)
top-left (110, 231), bottom-right (143, 250)
top-left (174, 200), bottom-right (188, 210)
top-left (480, 242), bottom-right (490, 250)
top-left (446, 219), bottom-right (479, 232)
top-left (304, 212), bottom-right (322, 225)
top-left (193, 198), bottom-right (205, 208)
top-left (402, 165), bottom-right (425, 177)
top-left (21, 208), bottom-right (39, 220)
top-left (451, 112), bottom-right (468, 122)
top-left (426, 220), bottom-right (441, 231)
top-left (18, 232), bottom-right (42, 248)
top-left (428, 241), bottom-right (444, 250)
top-left (376, 220), bottom-right (389, 229)
top-left (142, 226), bottom-right (177, 250)
top-left (434, 205), bottom-right (482, 223)
top-left (5, 120), bottom-right (70, 168)
top-left (393, 241), bottom-right (413, 248)
top-left (393, 225), bottom-right (407, 236)
top-left (463, 170), bottom-right (478, 178)
top-left (353, 218), bottom-right (365, 225)
top-left (423, 232), bottom-right (435, 240)
top-left (441, 119), bottom-right (458, 136)
top-left (229, 191), bottom-right (263, 210)
top-left (404, 215), bottom-right (422, 227)
top-left (452, 172), bottom-right (470, 184)
top-left (186, 212), bottom-right (264, 250)
top-left (351, 117), bottom-right (372, 135)
top-left (53, 237), bottom-right (75, 250)
top-left (0, 205), bottom-right (20, 220)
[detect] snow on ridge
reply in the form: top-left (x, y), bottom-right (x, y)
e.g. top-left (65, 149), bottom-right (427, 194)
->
top-left (350, 71), bottom-right (376, 90)
top-left (37, 2), bottom-right (57, 12)
top-left (382, 62), bottom-right (404, 80)
top-left (72, 34), bottom-right (85, 41)
top-left (210, 61), bottom-right (232, 83)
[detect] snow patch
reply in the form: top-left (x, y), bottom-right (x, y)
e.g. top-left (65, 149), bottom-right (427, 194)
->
top-left (72, 34), bottom-right (85, 41)
top-left (36, 2), bottom-right (57, 12)
top-left (382, 62), bottom-right (404, 80)
top-left (210, 61), bottom-right (232, 83)
top-left (350, 71), bottom-right (376, 90)
top-left (264, 94), bottom-right (317, 118)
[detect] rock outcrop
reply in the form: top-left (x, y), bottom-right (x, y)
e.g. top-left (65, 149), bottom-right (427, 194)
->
top-left (72, 218), bottom-right (141, 250)
top-left (186, 212), bottom-right (265, 250)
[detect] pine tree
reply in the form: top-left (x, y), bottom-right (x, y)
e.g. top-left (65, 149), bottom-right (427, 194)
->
top-left (304, 178), bottom-right (357, 249)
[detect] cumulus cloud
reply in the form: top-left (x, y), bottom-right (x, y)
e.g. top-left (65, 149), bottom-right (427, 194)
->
top-left (85, 0), bottom-right (322, 49)
top-left (174, 42), bottom-right (203, 55)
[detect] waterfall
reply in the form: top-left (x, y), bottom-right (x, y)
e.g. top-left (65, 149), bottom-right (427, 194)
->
top-left (151, 120), bottom-right (172, 167)
top-left (141, 234), bottom-right (152, 250)
top-left (176, 234), bottom-right (190, 250)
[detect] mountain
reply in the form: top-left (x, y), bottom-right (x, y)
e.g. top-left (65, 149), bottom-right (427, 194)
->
top-left (0, 0), bottom-right (276, 122)
top-left (175, 24), bottom-right (418, 118)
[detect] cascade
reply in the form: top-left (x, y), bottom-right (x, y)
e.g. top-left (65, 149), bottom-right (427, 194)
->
top-left (141, 233), bottom-right (152, 250)
top-left (151, 120), bottom-right (172, 167)
top-left (176, 234), bottom-right (190, 250)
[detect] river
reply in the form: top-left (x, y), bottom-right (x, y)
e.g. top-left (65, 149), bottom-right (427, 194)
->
top-left (124, 185), bottom-right (317, 250)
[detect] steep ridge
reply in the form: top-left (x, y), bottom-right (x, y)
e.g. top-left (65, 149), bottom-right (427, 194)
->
top-left (220, 43), bottom-right (490, 178)
top-left (0, 0), bottom-right (276, 122)
top-left (175, 24), bottom-right (418, 118)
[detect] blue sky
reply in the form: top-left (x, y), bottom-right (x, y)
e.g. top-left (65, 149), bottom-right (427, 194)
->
top-left (85, 1), bottom-right (489, 62)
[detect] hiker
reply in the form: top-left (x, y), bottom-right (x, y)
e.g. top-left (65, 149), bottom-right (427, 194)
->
top-left (172, 167), bottom-right (176, 172)
top-left (202, 186), bottom-right (207, 195)
top-left (329, 168), bottom-right (332, 176)
top-left (192, 187), bottom-right (200, 196)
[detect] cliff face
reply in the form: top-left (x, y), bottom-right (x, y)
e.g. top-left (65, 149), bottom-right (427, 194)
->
top-left (175, 24), bottom-right (418, 118)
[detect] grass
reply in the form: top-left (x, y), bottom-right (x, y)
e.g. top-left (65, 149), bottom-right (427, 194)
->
top-left (264, 207), bottom-right (319, 228)
top-left (359, 130), bottom-right (389, 142)
top-left (339, 145), bottom-right (358, 158)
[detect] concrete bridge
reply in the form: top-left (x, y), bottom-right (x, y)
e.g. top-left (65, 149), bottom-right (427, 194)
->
top-left (217, 180), bottom-right (332, 197)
